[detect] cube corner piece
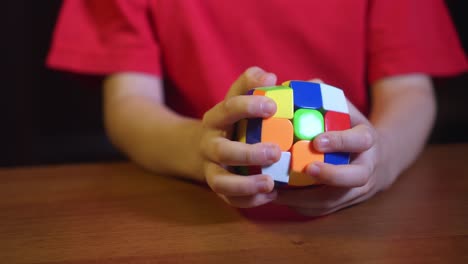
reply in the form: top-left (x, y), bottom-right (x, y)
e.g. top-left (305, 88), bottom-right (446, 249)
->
top-left (320, 83), bottom-right (348, 114)
top-left (257, 86), bottom-right (294, 119)
top-left (246, 118), bottom-right (262, 144)
top-left (262, 152), bottom-right (291, 184)
top-left (261, 118), bottom-right (294, 151)
top-left (324, 152), bottom-right (350, 165)
top-left (289, 140), bottom-right (324, 186)
top-left (289, 81), bottom-right (323, 110)
top-left (324, 111), bottom-right (351, 132)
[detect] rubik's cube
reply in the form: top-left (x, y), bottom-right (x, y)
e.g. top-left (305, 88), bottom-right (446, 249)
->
top-left (236, 81), bottom-right (351, 187)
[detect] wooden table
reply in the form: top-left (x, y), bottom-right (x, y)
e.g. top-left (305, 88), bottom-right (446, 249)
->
top-left (1, 144), bottom-right (467, 264)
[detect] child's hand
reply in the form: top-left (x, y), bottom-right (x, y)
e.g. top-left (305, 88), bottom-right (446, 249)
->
top-left (275, 101), bottom-right (392, 216)
top-left (200, 67), bottom-right (282, 208)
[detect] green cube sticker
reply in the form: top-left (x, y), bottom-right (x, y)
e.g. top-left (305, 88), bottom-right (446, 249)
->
top-left (293, 109), bottom-right (324, 140)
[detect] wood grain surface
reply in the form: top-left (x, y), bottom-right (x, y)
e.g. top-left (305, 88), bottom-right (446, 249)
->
top-left (1, 144), bottom-right (467, 264)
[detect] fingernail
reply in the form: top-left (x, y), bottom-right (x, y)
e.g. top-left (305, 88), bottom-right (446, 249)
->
top-left (308, 163), bottom-right (320, 176)
top-left (316, 136), bottom-right (330, 149)
top-left (246, 67), bottom-right (264, 80)
top-left (259, 73), bottom-right (276, 84)
top-left (261, 100), bottom-right (276, 116)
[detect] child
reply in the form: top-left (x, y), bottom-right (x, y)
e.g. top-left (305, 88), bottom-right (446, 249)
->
top-left (47, 0), bottom-right (467, 216)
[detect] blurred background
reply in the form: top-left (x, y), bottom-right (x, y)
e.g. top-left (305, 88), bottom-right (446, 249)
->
top-left (1, 1), bottom-right (467, 167)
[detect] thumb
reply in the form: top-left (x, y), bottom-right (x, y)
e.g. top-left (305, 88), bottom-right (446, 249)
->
top-left (307, 78), bottom-right (324, 83)
top-left (226, 66), bottom-right (277, 99)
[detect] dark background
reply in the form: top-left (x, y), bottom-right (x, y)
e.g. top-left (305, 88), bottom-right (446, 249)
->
top-left (1, 1), bottom-right (467, 167)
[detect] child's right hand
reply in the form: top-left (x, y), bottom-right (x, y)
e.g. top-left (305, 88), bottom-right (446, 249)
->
top-left (199, 67), bottom-right (282, 208)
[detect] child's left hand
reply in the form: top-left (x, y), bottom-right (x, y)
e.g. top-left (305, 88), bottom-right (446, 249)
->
top-left (274, 101), bottom-right (394, 216)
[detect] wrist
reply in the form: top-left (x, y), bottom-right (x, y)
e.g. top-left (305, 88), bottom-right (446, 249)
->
top-left (374, 128), bottom-right (402, 190)
top-left (185, 120), bottom-right (207, 182)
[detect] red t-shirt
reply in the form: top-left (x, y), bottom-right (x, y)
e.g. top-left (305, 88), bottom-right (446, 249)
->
top-left (47, 0), bottom-right (467, 118)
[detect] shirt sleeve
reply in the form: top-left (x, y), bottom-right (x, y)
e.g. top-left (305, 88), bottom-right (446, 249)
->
top-left (47, 0), bottom-right (161, 76)
top-left (367, 0), bottom-right (467, 84)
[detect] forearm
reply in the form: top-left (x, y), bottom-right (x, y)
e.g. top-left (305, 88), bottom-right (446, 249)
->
top-left (103, 74), bottom-right (205, 182)
top-left (369, 74), bottom-right (436, 186)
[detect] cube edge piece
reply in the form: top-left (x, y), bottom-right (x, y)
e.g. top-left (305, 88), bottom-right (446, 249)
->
top-left (256, 86), bottom-right (293, 119)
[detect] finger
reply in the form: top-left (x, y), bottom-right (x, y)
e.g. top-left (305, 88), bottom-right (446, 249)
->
top-left (203, 95), bottom-right (277, 129)
top-left (307, 78), bottom-right (323, 83)
top-left (306, 161), bottom-right (373, 187)
top-left (275, 182), bottom-right (373, 211)
top-left (275, 185), bottom-right (360, 210)
top-left (305, 82), bottom-right (369, 128)
top-left (205, 162), bottom-right (275, 196)
top-left (204, 138), bottom-right (281, 166)
top-left (219, 191), bottom-right (278, 208)
top-left (291, 185), bottom-right (377, 217)
top-left (226, 66), bottom-right (277, 99)
top-left (347, 100), bottom-right (370, 127)
top-left (313, 124), bottom-right (376, 153)
top-left (306, 78), bottom-right (367, 127)
top-left (293, 194), bottom-right (366, 216)
top-left (307, 79), bottom-right (373, 152)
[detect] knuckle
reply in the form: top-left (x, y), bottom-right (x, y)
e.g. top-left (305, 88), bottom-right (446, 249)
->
top-left (337, 135), bottom-right (346, 150)
top-left (246, 98), bottom-right (259, 115)
top-left (244, 96), bottom-right (263, 116)
top-left (204, 165), bottom-right (216, 187)
top-left (367, 162), bottom-right (376, 179)
top-left (358, 183), bottom-right (371, 196)
top-left (222, 98), bottom-right (235, 115)
top-left (226, 97), bottom-right (246, 119)
top-left (249, 144), bottom-right (265, 164)
top-left (356, 176), bottom-right (368, 187)
top-left (231, 145), bottom-right (251, 165)
top-left (199, 132), bottom-right (210, 151)
top-left (210, 179), bottom-right (224, 194)
top-left (357, 166), bottom-right (373, 187)
top-left (361, 125), bottom-right (376, 147)
top-left (228, 96), bottom-right (256, 117)
top-left (244, 144), bottom-right (271, 165)
top-left (201, 111), bottom-right (211, 126)
top-left (244, 148), bottom-right (255, 164)
top-left (210, 139), bottom-right (225, 163)
top-left (329, 133), bottom-right (345, 150)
